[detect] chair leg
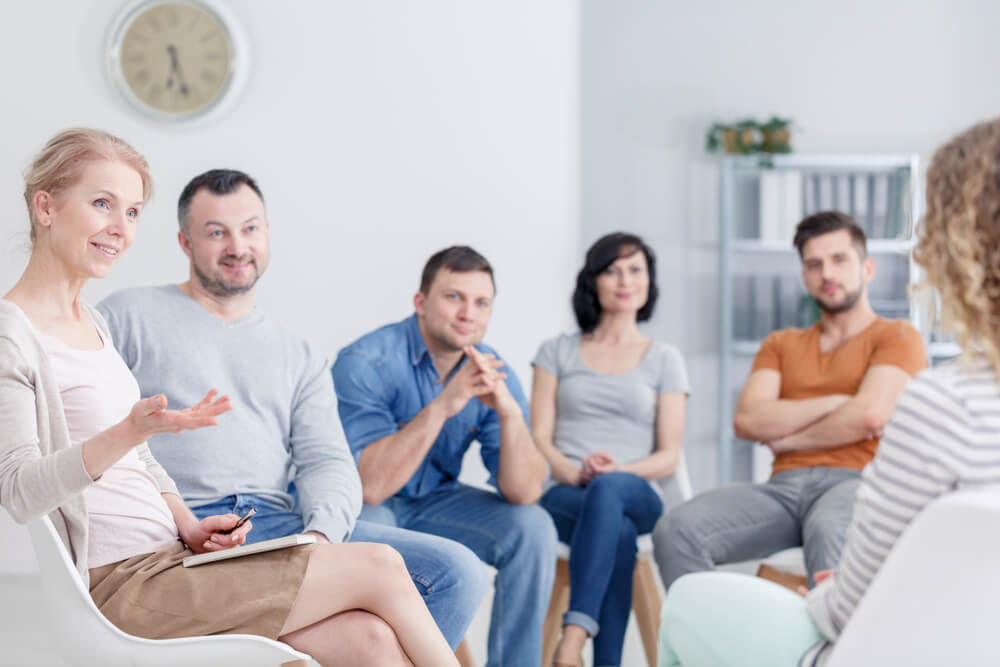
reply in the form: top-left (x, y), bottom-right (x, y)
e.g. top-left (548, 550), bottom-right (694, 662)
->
top-left (455, 638), bottom-right (476, 667)
top-left (542, 558), bottom-right (571, 666)
top-left (632, 559), bottom-right (662, 667)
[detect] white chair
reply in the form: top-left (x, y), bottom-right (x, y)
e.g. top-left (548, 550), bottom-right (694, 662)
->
top-left (27, 515), bottom-right (317, 667)
top-left (543, 453), bottom-right (693, 667)
top-left (827, 487), bottom-right (1000, 666)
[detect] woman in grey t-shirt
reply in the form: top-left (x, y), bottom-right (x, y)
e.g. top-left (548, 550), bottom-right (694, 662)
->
top-left (532, 232), bottom-right (689, 667)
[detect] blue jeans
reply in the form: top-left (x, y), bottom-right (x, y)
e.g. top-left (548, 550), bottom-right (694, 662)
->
top-left (541, 472), bottom-right (664, 667)
top-left (365, 483), bottom-right (558, 667)
top-left (191, 494), bottom-right (489, 650)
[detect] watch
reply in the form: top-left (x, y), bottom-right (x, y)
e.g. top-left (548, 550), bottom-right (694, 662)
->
top-left (107, 0), bottom-right (249, 123)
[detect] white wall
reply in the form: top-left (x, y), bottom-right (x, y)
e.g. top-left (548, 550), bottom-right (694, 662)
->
top-left (1, 0), bottom-right (578, 573)
top-left (581, 0), bottom-right (1000, 492)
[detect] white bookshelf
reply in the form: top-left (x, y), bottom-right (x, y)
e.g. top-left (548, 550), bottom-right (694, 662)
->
top-left (717, 153), bottom-right (955, 484)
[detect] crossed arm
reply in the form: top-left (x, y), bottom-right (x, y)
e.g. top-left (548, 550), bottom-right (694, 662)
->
top-left (732, 365), bottom-right (913, 454)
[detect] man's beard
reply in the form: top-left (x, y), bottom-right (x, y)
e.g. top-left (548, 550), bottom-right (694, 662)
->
top-left (815, 283), bottom-right (863, 315)
top-left (193, 257), bottom-right (260, 297)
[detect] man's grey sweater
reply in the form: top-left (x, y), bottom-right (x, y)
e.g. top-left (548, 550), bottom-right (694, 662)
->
top-left (98, 285), bottom-right (361, 542)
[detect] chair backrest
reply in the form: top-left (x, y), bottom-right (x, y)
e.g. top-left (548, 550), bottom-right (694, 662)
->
top-left (828, 487), bottom-right (1000, 666)
top-left (27, 515), bottom-right (138, 664)
top-left (656, 449), bottom-right (693, 512)
top-left (26, 515), bottom-right (314, 666)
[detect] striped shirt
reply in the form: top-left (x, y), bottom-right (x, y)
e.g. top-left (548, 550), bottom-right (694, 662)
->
top-left (804, 356), bottom-right (1000, 658)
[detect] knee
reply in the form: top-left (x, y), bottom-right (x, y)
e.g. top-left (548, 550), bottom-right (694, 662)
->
top-left (586, 471), bottom-right (639, 499)
top-left (802, 520), bottom-right (848, 568)
top-left (658, 505), bottom-right (701, 553)
top-left (350, 613), bottom-right (407, 664)
top-left (506, 503), bottom-right (557, 562)
top-left (447, 541), bottom-right (491, 601)
top-left (361, 543), bottom-right (411, 586)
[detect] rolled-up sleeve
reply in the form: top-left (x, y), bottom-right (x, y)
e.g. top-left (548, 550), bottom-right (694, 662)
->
top-left (332, 350), bottom-right (401, 463)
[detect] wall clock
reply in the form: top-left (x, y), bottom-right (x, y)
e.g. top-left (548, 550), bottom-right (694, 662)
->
top-left (107, 0), bottom-right (249, 123)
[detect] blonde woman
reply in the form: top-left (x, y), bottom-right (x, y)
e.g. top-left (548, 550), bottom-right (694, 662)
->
top-left (658, 118), bottom-right (1000, 666)
top-left (0, 128), bottom-right (458, 667)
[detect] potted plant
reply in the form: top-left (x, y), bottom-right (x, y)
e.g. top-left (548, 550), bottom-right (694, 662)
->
top-left (760, 116), bottom-right (793, 153)
top-left (706, 119), bottom-right (761, 155)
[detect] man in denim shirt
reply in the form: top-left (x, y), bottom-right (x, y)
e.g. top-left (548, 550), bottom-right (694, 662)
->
top-left (333, 246), bottom-right (556, 667)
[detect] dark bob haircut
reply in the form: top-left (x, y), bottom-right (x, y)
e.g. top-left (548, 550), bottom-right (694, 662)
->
top-left (793, 210), bottom-right (867, 259)
top-left (419, 245), bottom-right (495, 294)
top-left (572, 232), bottom-right (658, 333)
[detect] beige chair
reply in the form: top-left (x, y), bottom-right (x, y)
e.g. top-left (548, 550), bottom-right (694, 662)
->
top-left (542, 453), bottom-right (692, 667)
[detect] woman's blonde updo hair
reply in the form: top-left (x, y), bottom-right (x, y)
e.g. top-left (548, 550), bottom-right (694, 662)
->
top-left (914, 117), bottom-right (1000, 373)
top-left (23, 128), bottom-right (152, 245)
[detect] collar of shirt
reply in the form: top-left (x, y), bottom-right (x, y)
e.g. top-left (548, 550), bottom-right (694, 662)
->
top-left (405, 313), bottom-right (432, 370)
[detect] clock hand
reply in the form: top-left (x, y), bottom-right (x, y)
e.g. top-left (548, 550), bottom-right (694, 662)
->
top-left (165, 44), bottom-right (190, 96)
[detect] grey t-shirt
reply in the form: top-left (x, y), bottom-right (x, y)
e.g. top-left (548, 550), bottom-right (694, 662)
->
top-left (97, 285), bottom-right (361, 542)
top-left (532, 333), bottom-right (690, 481)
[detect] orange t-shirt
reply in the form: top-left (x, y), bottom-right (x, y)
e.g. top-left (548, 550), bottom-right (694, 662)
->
top-left (751, 317), bottom-right (928, 475)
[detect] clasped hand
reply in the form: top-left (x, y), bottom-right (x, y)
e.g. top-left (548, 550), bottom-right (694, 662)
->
top-left (579, 451), bottom-right (618, 485)
top-left (437, 346), bottom-right (519, 418)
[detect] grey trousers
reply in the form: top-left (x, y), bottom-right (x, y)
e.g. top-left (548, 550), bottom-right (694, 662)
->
top-left (652, 466), bottom-right (861, 589)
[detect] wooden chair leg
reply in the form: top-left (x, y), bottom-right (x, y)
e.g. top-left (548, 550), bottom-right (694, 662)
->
top-left (542, 558), bottom-right (571, 667)
top-left (632, 558), bottom-right (662, 666)
top-left (455, 638), bottom-right (476, 667)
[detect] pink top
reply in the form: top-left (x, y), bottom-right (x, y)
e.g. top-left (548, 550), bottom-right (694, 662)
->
top-left (34, 325), bottom-right (179, 568)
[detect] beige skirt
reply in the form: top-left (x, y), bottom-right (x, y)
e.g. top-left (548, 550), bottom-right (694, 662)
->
top-left (89, 541), bottom-right (315, 640)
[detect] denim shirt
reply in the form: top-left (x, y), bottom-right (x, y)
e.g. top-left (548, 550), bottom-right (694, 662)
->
top-left (332, 314), bottom-right (531, 500)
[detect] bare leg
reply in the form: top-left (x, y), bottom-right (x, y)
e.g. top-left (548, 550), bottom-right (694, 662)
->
top-left (553, 624), bottom-right (586, 666)
top-left (282, 610), bottom-right (413, 667)
top-left (279, 543), bottom-right (459, 667)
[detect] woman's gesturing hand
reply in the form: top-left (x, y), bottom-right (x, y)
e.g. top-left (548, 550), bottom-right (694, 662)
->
top-left (123, 389), bottom-right (232, 443)
top-left (84, 390), bottom-right (232, 481)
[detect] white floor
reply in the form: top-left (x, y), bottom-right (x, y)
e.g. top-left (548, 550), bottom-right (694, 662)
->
top-left (0, 576), bottom-right (68, 666)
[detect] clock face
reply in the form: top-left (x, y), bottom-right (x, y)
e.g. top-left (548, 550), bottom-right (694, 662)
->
top-left (112, 1), bottom-right (235, 118)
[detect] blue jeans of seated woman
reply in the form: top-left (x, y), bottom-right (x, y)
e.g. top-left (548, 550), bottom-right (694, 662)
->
top-left (541, 471), bottom-right (664, 667)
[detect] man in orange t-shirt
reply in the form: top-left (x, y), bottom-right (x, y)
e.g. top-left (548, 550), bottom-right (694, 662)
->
top-left (656, 211), bottom-right (927, 589)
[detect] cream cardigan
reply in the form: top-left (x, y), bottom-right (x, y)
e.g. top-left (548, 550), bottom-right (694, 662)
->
top-left (0, 300), bottom-right (178, 585)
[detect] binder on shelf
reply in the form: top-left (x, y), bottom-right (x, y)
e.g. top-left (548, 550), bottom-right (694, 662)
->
top-left (817, 174), bottom-right (835, 211)
top-left (758, 170), bottom-right (803, 242)
top-left (835, 174), bottom-right (852, 216)
top-left (758, 171), bottom-right (782, 241)
top-left (885, 170), bottom-right (904, 238)
top-left (732, 274), bottom-right (755, 340)
top-left (852, 173), bottom-right (870, 233)
top-left (803, 173), bottom-right (817, 215)
top-left (778, 275), bottom-right (803, 330)
top-left (752, 275), bottom-right (774, 341)
top-left (780, 171), bottom-right (803, 240)
top-left (870, 173), bottom-right (890, 238)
